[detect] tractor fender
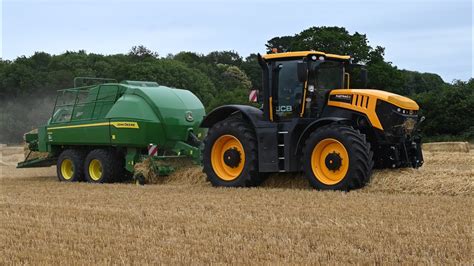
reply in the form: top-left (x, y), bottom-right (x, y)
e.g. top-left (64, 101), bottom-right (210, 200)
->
top-left (295, 117), bottom-right (351, 155)
top-left (200, 105), bottom-right (264, 128)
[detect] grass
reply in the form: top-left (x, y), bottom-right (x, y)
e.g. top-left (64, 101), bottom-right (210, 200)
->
top-left (0, 149), bottom-right (472, 264)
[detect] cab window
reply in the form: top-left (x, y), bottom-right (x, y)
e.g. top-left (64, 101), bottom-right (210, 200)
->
top-left (275, 60), bottom-right (304, 120)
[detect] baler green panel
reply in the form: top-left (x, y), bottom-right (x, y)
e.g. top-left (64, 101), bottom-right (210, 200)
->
top-left (38, 127), bottom-right (48, 152)
top-left (110, 121), bottom-right (165, 147)
top-left (128, 86), bottom-right (205, 142)
top-left (106, 93), bottom-right (166, 147)
top-left (46, 120), bottom-right (111, 145)
top-left (106, 94), bottom-right (160, 122)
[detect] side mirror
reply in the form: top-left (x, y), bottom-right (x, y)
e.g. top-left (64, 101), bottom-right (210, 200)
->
top-left (360, 68), bottom-right (368, 87)
top-left (249, 89), bottom-right (258, 103)
top-left (297, 62), bottom-right (308, 83)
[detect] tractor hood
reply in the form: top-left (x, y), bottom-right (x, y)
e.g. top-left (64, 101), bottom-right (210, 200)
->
top-left (330, 89), bottom-right (419, 110)
top-left (327, 89), bottom-right (420, 130)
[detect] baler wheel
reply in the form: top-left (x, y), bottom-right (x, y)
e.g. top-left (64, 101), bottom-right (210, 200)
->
top-left (84, 149), bottom-right (121, 183)
top-left (203, 117), bottom-right (262, 187)
top-left (57, 149), bottom-right (85, 182)
top-left (302, 124), bottom-right (373, 191)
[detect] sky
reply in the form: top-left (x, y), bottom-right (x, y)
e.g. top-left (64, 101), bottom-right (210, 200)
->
top-left (1, 0), bottom-right (472, 82)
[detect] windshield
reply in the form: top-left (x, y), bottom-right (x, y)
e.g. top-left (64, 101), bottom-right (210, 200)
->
top-left (311, 60), bottom-right (344, 91)
top-left (304, 60), bottom-right (344, 117)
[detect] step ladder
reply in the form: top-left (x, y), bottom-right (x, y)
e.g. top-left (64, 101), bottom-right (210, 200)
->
top-left (277, 131), bottom-right (288, 172)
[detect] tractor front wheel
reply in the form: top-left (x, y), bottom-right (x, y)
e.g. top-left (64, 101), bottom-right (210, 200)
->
top-left (302, 124), bottom-right (373, 191)
top-left (202, 117), bottom-right (262, 187)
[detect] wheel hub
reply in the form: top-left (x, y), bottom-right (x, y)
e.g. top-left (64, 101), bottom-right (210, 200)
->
top-left (223, 147), bottom-right (241, 168)
top-left (325, 152), bottom-right (342, 171)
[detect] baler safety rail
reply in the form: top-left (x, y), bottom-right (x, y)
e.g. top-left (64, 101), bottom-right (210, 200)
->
top-left (73, 77), bottom-right (117, 88)
top-left (50, 83), bottom-right (122, 124)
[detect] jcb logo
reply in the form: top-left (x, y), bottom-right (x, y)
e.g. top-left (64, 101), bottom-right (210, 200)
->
top-left (276, 105), bottom-right (292, 112)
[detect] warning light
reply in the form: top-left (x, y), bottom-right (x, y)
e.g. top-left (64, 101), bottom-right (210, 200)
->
top-left (272, 48), bottom-right (278, 53)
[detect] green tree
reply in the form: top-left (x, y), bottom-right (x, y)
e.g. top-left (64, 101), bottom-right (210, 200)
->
top-left (128, 45), bottom-right (159, 60)
top-left (415, 79), bottom-right (474, 139)
top-left (401, 70), bottom-right (444, 95)
top-left (0, 36), bottom-right (469, 143)
top-left (205, 51), bottom-right (243, 66)
top-left (126, 59), bottom-right (216, 107)
top-left (241, 54), bottom-right (262, 91)
top-left (266, 26), bottom-right (376, 63)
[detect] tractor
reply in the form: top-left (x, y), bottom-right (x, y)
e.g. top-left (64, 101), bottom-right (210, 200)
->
top-left (201, 51), bottom-right (424, 190)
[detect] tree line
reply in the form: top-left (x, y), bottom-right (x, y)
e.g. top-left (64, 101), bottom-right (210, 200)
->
top-left (0, 26), bottom-right (472, 143)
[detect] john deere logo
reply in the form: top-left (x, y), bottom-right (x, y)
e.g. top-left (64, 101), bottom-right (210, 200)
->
top-left (185, 111), bottom-right (194, 122)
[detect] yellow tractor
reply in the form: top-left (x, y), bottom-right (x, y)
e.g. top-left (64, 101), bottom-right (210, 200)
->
top-left (200, 51), bottom-right (423, 190)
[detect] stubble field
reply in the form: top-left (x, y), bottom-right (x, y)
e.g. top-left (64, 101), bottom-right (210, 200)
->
top-left (0, 145), bottom-right (472, 264)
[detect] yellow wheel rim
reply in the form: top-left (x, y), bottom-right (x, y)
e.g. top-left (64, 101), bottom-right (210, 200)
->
top-left (311, 138), bottom-right (349, 185)
top-left (89, 159), bottom-right (103, 181)
top-left (211, 134), bottom-right (245, 181)
top-left (60, 159), bottom-right (74, 180)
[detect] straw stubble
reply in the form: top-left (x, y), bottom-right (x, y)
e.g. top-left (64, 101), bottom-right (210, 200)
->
top-left (0, 147), bottom-right (472, 264)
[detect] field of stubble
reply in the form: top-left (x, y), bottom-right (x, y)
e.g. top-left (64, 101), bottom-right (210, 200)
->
top-left (0, 145), bottom-right (472, 264)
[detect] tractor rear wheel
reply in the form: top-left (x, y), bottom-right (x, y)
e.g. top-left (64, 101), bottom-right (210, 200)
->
top-left (84, 149), bottom-right (122, 183)
top-left (57, 149), bottom-right (85, 182)
top-left (302, 124), bottom-right (373, 191)
top-left (203, 117), bottom-right (261, 187)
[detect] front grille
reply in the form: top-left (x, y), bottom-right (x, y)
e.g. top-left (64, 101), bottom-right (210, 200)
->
top-left (375, 100), bottom-right (418, 137)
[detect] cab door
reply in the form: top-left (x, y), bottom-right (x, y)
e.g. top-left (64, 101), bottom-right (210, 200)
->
top-left (271, 60), bottom-right (305, 121)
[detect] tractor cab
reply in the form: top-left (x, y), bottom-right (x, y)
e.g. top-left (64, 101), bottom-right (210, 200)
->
top-left (258, 51), bottom-right (365, 121)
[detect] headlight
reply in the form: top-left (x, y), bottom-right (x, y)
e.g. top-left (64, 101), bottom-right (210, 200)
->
top-left (395, 107), bottom-right (417, 115)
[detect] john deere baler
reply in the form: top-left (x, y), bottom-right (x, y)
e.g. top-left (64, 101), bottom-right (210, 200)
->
top-left (18, 78), bottom-right (205, 183)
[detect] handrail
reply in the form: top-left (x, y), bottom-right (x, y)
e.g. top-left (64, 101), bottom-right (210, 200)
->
top-left (51, 88), bottom-right (119, 123)
top-left (57, 85), bottom-right (96, 92)
top-left (73, 77), bottom-right (117, 88)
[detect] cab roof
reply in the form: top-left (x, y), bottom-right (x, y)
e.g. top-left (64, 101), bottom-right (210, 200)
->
top-left (262, 51), bottom-right (351, 61)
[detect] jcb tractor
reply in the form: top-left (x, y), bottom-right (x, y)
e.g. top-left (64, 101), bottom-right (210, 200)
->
top-left (201, 51), bottom-right (424, 190)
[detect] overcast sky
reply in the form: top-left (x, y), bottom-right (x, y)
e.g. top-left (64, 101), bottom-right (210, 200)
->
top-left (1, 0), bottom-right (472, 82)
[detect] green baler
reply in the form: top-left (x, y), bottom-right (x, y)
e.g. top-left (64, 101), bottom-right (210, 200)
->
top-left (18, 78), bottom-right (205, 183)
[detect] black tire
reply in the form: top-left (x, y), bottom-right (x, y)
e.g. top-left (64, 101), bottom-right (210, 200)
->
top-left (57, 149), bottom-right (85, 182)
top-left (250, 173), bottom-right (269, 186)
top-left (84, 149), bottom-right (122, 183)
top-left (302, 124), bottom-right (373, 191)
top-left (202, 117), bottom-right (262, 187)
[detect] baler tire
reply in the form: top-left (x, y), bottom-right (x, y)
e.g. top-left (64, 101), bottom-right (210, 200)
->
top-left (84, 149), bottom-right (120, 183)
top-left (57, 149), bottom-right (86, 182)
top-left (302, 124), bottom-right (373, 191)
top-left (203, 117), bottom-right (261, 187)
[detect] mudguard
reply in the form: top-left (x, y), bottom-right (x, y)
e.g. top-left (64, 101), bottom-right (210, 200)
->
top-left (200, 105), bottom-right (265, 128)
top-left (295, 117), bottom-right (351, 154)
